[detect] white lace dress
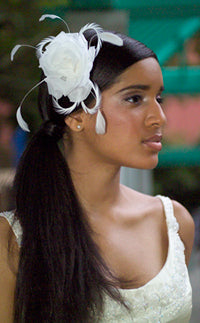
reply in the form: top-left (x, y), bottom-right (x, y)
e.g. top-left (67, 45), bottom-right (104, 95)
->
top-left (0, 196), bottom-right (192, 322)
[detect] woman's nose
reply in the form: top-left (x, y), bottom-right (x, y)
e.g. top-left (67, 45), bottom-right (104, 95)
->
top-left (145, 100), bottom-right (167, 128)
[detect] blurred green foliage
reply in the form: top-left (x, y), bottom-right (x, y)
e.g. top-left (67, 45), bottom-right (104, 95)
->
top-left (154, 166), bottom-right (200, 211)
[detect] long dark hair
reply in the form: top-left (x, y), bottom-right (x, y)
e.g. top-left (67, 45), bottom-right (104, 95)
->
top-left (13, 29), bottom-right (157, 322)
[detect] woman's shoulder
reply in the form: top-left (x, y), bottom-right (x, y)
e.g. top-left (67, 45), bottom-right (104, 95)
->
top-left (171, 200), bottom-right (194, 265)
top-left (120, 185), bottom-right (194, 236)
top-left (120, 185), bottom-right (163, 215)
top-left (0, 214), bottom-right (18, 323)
top-left (121, 186), bottom-right (194, 264)
top-left (0, 211), bottom-right (22, 247)
top-left (0, 211), bottom-right (19, 256)
top-left (0, 214), bottom-right (12, 249)
top-left (171, 200), bottom-right (194, 233)
top-left (122, 186), bottom-right (194, 263)
top-left (0, 211), bottom-right (19, 268)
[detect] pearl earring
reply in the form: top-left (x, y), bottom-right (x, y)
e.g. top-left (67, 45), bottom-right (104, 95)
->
top-left (77, 125), bottom-right (81, 129)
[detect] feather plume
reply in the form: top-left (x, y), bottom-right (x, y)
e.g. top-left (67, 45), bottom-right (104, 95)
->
top-left (81, 101), bottom-right (90, 114)
top-left (15, 79), bottom-right (46, 131)
top-left (95, 109), bottom-right (106, 135)
top-left (11, 44), bottom-right (36, 61)
top-left (80, 23), bottom-right (103, 55)
top-left (80, 23), bottom-right (102, 35)
top-left (36, 36), bottom-right (54, 58)
top-left (11, 45), bottom-right (22, 61)
top-left (91, 84), bottom-right (101, 111)
top-left (39, 14), bottom-right (61, 22)
top-left (53, 98), bottom-right (77, 115)
top-left (100, 32), bottom-right (123, 46)
top-left (39, 14), bottom-right (70, 32)
top-left (81, 83), bottom-right (101, 114)
top-left (16, 107), bottom-right (30, 132)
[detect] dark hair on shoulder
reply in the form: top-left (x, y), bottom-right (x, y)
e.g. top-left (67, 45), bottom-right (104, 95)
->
top-left (13, 29), bottom-right (157, 322)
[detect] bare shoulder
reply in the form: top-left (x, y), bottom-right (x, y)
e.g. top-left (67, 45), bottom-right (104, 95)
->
top-left (172, 200), bottom-right (195, 265)
top-left (120, 184), bottom-right (164, 218)
top-left (0, 216), bottom-right (18, 322)
top-left (172, 200), bottom-right (194, 234)
top-left (0, 214), bottom-right (19, 258)
top-left (0, 215), bottom-right (11, 249)
top-left (0, 214), bottom-right (19, 265)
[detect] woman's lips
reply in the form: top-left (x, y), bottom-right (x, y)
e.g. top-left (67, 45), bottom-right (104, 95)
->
top-left (142, 135), bottom-right (163, 151)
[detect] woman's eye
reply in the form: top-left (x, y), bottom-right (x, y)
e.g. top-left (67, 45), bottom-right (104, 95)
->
top-left (125, 95), bottom-right (143, 104)
top-left (156, 96), bottom-right (164, 104)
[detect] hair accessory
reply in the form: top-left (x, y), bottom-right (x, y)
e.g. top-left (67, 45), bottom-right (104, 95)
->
top-left (11, 14), bottom-right (123, 134)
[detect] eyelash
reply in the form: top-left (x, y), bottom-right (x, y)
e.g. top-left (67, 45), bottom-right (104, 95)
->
top-left (125, 94), bottom-right (164, 105)
top-left (157, 96), bottom-right (164, 104)
top-left (125, 94), bottom-right (143, 104)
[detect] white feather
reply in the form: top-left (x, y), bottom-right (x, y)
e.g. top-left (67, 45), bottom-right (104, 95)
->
top-left (95, 109), bottom-right (106, 135)
top-left (39, 14), bottom-right (60, 22)
top-left (15, 79), bottom-right (46, 131)
top-left (100, 32), bottom-right (123, 46)
top-left (39, 14), bottom-right (70, 32)
top-left (81, 83), bottom-right (101, 114)
top-left (36, 36), bottom-right (54, 57)
top-left (80, 23), bottom-right (103, 55)
top-left (90, 83), bottom-right (101, 112)
top-left (11, 44), bottom-right (36, 61)
top-left (80, 23), bottom-right (102, 35)
top-left (81, 101), bottom-right (89, 114)
top-left (16, 107), bottom-right (30, 132)
top-left (53, 98), bottom-right (77, 115)
top-left (11, 45), bottom-right (22, 61)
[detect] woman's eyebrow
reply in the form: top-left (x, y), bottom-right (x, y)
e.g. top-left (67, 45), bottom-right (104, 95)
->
top-left (116, 84), bottom-right (164, 93)
top-left (116, 84), bottom-right (150, 93)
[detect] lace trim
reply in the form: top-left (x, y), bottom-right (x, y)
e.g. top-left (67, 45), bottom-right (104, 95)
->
top-left (157, 195), bottom-right (180, 233)
top-left (0, 211), bottom-right (22, 246)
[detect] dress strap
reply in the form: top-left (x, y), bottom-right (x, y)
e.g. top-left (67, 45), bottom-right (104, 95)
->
top-left (0, 211), bottom-right (22, 246)
top-left (156, 195), bottom-right (179, 233)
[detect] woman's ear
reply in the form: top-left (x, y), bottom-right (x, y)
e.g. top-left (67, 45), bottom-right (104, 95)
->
top-left (64, 111), bottom-right (84, 132)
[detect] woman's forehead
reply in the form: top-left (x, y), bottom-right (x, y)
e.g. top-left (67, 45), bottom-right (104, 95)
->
top-left (108, 58), bottom-right (163, 93)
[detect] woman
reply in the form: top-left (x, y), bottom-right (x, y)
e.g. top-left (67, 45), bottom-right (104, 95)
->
top-left (0, 15), bottom-right (194, 322)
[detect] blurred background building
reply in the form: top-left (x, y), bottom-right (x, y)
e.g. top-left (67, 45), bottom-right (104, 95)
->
top-left (0, 0), bottom-right (200, 321)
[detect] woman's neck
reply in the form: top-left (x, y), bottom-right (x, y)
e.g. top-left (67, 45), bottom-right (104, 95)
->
top-left (65, 148), bottom-right (121, 214)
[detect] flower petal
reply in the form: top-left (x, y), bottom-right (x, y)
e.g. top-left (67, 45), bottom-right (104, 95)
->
top-left (68, 83), bottom-right (92, 103)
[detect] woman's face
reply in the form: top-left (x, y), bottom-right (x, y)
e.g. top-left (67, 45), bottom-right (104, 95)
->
top-left (80, 57), bottom-right (166, 170)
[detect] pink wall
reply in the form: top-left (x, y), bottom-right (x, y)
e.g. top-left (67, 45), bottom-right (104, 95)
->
top-left (163, 96), bottom-right (200, 145)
